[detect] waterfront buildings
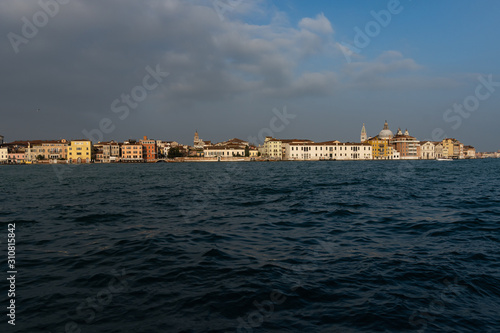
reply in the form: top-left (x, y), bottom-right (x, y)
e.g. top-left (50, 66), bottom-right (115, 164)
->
top-left (366, 121), bottom-right (397, 160)
top-left (121, 142), bottom-right (144, 162)
top-left (284, 141), bottom-right (372, 160)
top-left (5, 140), bottom-right (69, 162)
top-left (0, 124), bottom-right (488, 162)
top-left (367, 136), bottom-right (393, 160)
top-left (68, 140), bottom-right (92, 163)
top-left (139, 136), bottom-right (157, 162)
top-left (464, 146), bottom-right (476, 159)
top-left (442, 138), bottom-right (464, 159)
top-left (262, 137), bottom-right (283, 160)
top-left (420, 141), bottom-right (436, 160)
top-left (249, 148), bottom-right (259, 158)
top-left (8, 151), bottom-right (25, 163)
top-left (40, 140), bottom-right (69, 160)
top-left (0, 147), bottom-right (8, 162)
top-left (261, 137), bottom-right (314, 160)
top-left (433, 142), bottom-right (444, 159)
top-left (94, 141), bottom-right (120, 163)
top-left (391, 128), bottom-right (420, 160)
top-left (204, 145), bottom-right (245, 159)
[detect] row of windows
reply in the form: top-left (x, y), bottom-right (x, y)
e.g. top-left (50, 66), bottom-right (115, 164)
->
top-left (290, 153), bottom-right (372, 159)
top-left (206, 151), bottom-right (244, 156)
top-left (291, 146), bottom-right (370, 151)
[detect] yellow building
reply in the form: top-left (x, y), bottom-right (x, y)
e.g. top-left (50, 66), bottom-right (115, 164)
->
top-left (68, 140), bottom-right (92, 163)
top-left (364, 121), bottom-right (396, 160)
top-left (262, 137), bottom-right (283, 159)
top-left (249, 148), bottom-right (259, 158)
top-left (442, 138), bottom-right (464, 159)
top-left (367, 137), bottom-right (391, 159)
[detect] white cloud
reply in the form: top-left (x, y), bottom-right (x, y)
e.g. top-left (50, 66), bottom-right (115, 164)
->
top-left (299, 13), bottom-right (334, 34)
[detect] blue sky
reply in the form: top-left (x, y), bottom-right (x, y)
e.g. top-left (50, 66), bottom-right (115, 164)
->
top-left (1, 0), bottom-right (499, 150)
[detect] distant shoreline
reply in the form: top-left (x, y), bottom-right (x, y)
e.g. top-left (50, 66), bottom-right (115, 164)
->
top-left (1, 158), bottom-right (492, 166)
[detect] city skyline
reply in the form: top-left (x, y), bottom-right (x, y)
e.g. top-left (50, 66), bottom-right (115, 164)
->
top-left (1, 1), bottom-right (500, 151)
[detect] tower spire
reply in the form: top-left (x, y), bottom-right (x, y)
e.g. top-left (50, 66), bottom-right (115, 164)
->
top-left (360, 123), bottom-right (367, 142)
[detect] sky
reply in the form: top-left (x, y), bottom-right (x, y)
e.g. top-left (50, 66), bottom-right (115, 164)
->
top-left (1, 0), bottom-right (499, 151)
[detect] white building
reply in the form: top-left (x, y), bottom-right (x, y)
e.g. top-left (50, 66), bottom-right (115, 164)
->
top-left (420, 141), bottom-right (436, 160)
top-left (261, 137), bottom-right (313, 160)
top-left (434, 142), bottom-right (444, 159)
top-left (284, 141), bottom-right (372, 160)
top-left (0, 147), bottom-right (8, 162)
top-left (204, 145), bottom-right (245, 159)
top-left (464, 146), bottom-right (476, 159)
top-left (392, 149), bottom-right (400, 159)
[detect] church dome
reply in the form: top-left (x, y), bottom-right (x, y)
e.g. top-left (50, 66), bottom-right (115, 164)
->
top-left (378, 121), bottom-right (393, 139)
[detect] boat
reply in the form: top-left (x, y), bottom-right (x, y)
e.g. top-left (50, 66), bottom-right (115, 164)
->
top-left (436, 158), bottom-right (453, 161)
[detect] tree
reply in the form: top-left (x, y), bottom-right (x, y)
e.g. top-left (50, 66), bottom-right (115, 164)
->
top-left (36, 155), bottom-right (44, 160)
top-left (245, 146), bottom-right (250, 157)
top-left (167, 147), bottom-right (183, 158)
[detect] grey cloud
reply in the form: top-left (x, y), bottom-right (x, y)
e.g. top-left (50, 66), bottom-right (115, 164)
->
top-left (2, 0), bottom-right (490, 149)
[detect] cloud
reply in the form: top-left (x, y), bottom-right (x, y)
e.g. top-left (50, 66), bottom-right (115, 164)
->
top-left (0, 0), bottom-right (477, 146)
top-left (298, 13), bottom-right (334, 34)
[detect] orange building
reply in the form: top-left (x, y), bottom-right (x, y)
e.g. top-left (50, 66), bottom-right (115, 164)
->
top-left (121, 143), bottom-right (143, 162)
top-left (139, 136), bottom-right (157, 162)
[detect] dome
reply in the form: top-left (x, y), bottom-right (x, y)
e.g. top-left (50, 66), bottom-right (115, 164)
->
top-left (378, 121), bottom-right (393, 139)
top-left (379, 129), bottom-right (394, 139)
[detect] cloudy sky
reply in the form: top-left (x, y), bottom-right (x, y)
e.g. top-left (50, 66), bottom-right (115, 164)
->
top-left (1, 0), bottom-right (499, 150)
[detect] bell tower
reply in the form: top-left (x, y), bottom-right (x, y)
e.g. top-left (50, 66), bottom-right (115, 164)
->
top-left (360, 123), bottom-right (367, 142)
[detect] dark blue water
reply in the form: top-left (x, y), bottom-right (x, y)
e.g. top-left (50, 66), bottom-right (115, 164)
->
top-left (1, 160), bottom-right (500, 333)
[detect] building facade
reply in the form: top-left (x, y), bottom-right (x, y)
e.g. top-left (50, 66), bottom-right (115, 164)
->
top-left (204, 145), bottom-right (245, 159)
top-left (0, 147), bottom-right (8, 162)
top-left (121, 143), bottom-right (144, 162)
top-left (391, 128), bottom-right (420, 160)
top-left (139, 136), bottom-right (157, 162)
top-left (284, 141), bottom-right (372, 160)
top-left (442, 138), bottom-right (464, 159)
top-left (94, 141), bottom-right (120, 162)
top-left (463, 146), bottom-right (476, 159)
top-left (366, 121), bottom-right (395, 160)
top-left (68, 140), bottom-right (92, 163)
top-left (420, 141), bottom-right (435, 159)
